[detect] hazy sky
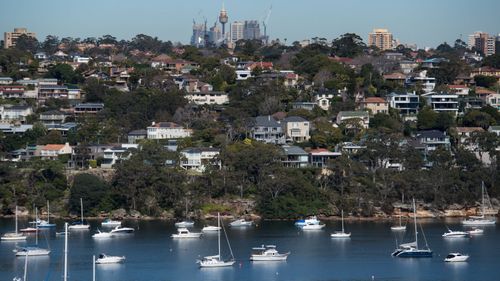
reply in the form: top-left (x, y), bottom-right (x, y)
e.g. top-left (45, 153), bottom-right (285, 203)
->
top-left (1, 0), bottom-right (499, 48)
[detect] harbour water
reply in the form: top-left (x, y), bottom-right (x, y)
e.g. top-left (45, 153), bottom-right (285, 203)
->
top-left (0, 218), bottom-right (498, 281)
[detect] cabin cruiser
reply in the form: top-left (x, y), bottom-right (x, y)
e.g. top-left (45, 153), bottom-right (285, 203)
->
top-left (174, 220), bottom-right (195, 228)
top-left (92, 229), bottom-right (114, 239)
top-left (250, 245), bottom-right (290, 261)
top-left (15, 246), bottom-right (50, 256)
top-left (68, 221), bottom-right (90, 230)
top-left (101, 219), bottom-right (122, 227)
top-left (110, 226), bottom-right (135, 234)
top-left (171, 228), bottom-right (202, 238)
top-left (444, 253), bottom-right (469, 262)
top-left (294, 216), bottom-right (320, 227)
top-left (301, 222), bottom-right (325, 230)
top-left (95, 253), bottom-right (125, 264)
top-left (467, 228), bottom-right (484, 235)
top-left (230, 219), bottom-right (253, 227)
top-left (442, 229), bottom-right (469, 238)
top-left (202, 225), bottom-right (221, 232)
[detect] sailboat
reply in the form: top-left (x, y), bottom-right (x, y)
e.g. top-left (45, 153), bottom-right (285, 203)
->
top-left (197, 212), bottom-right (235, 268)
top-left (2, 206), bottom-right (27, 241)
top-left (68, 198), bottom-right (90, 230)
top-left (330, 210), bottom-right (351, 238)
top-left (15, 216), bottom-right (50, 256)
top-left (37, 201), bottom-right (56, 228)
top-left (20, 207), bottom-right (38, 233)
top-left (175, 199), bottom-right (194, 228)
top-left (391, 215), bottom-right (406, 231)
top-left (462, 182), bottom-right (496, 226)
top-left (391, 198), bottom-right (432, 258)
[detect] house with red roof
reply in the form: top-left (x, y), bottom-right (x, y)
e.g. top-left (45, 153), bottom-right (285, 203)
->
top-left (357, 97), bottom-right (389, 115)
top-left (40, 143), bottom-right (73, 159)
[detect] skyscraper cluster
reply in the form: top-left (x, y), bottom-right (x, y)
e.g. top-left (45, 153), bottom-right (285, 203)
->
top-left (467, 31), bottom-right (500, 56)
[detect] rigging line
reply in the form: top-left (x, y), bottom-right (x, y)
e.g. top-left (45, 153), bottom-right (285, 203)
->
top-left (221, 219), bottom-right (234, 260)
top-left (419, 222), bottom-right (430, 249)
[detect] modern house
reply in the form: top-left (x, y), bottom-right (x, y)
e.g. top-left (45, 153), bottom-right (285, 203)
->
top-left (282, 116), bottom-right (310, 143)
top-left (39, 110), bottom-right (67, 126)
top-left (179, 147), bottom-right (221, 172)
top-left (147, 122), bottom-right (192, 140)
top-left (40, 143), bottom-right (73, 160)
top-left (127, 129), bottom-right (147, 144)
top-left (448, 85), bottom-right (470, 96)
top-left (336, 111), bottom-right (370, 129)
top-left (281, 145), bottom-right (309, 168)
top-left (74, 103), bottom-right (104, 114)
top-left (482, 93), bottom-right (500, 110)
top-left (100, 144), bottom-right (138, 169)
top-left (309, 148), bottom-right (342, 168)
top-left (250, 115), bottom-right (285, 144)
top-left (387, 92), bottom-right (420, 116)
top-left (38, 85), bottom-right (69, 102)
top-left (421, 92), bottom-right (459, 116)
top-left (488, 125), bottom-right (500, 136)
top-left (415, 130), bottom-right (451, 153)
top-left (0, 105), bottom-right (32, 123)
top-left (357, 97), bottom-right (389, 115)
top-left (405, 70), bottom-right (436, 93)
top-left (185, 91), bottom-right (229, 105)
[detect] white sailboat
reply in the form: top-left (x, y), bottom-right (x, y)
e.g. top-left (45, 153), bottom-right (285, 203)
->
top-left (37, 201), bottom-right (56, 228)
top-left (2, 206), bottom-right (27, 241)
top-left (462, 182), bottom-right (496, 226)
top-left (15, 219), bottom-right (50, 257)
top-left (13, 250), bottom-right (28, 281)
top-left (68, 198), bottom-right (90, 230)
top-left (197, 213), bottom-right (235, 268)
top-left (330, 210), bottom-right (351, 238)
top-left (175, 199), bottom-right (195, 228)
top-left (391, 216), bottom-right (406, 231)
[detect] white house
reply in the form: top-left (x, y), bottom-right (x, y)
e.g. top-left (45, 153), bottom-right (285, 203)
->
top-left (73, 56), bottom-right (90, 64)
top-left (236, 70), bottom-right (252, 80)
top-left (185, 91), bottom-right (228, 105)
top-left (100, 144), bottom-right (138, 168)
top-left (40, 143), bottom-right (73, 159)
top-left (0, 105), bottom-right (33, 123)
top-left (421, 92), bottom-right (459, 116)
top-left (282, 116), bottom-right (310, 143)
top-left (336, 111), bottom-right (370, 129)
top-left (147, 122), bottom-right (192, 140)
top-left (180, 147), bottom-right (221, 172)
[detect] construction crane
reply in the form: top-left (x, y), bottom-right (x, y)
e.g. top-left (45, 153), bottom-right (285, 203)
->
top-left (262, 5), bottom-right (272, 45)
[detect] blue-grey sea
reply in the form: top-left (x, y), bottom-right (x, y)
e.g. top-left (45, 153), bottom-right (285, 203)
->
top-left (0, 218), bottom-right (498, 281)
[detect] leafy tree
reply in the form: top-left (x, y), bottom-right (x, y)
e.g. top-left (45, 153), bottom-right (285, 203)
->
top-left (46, 64), bottom-right (84, 84)
top-left (70, 174), bottom-right (114, 215)
top-left (474, 75), bottom-right (498, 88)
top-left (331, 33), bottom-right (366, 58)
top-left (462, 110), bottom-right (495, 129)
top-left (482, 53), bottom-right (500, 69)
top-left (42, 35), bottom-right (59, 54)
top-left (15, 34), bottom-right (39, 53)
top-left (417, 107), bottom-right (438, 130)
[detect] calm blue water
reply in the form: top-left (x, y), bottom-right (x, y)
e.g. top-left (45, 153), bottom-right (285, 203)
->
top-left (0, 218), bottom-right (498, 281)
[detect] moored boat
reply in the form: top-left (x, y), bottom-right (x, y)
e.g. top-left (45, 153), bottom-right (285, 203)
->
top-left (174, 220), bottom-right (195, 228)
top-left (92, 229), bottom-right (114, 239)
top-left (294, 216), bottom-right (320, 227)
top-left (101, 219), bottom-right (122, 227)
top-left (462, 182), bottom-right (496, 226)
top-left (197, 213), bottom-right (235, 268)
top-left (110, 226), bottom-right (135, 234)
top-left (95, 253), bottom-right (125, 264)
top-left (330, 210), bottom-right (351, 238)
top-left (230, 219), bottom-right (253, 227)
top-left (202, 225), bottom-right (221, 232)
top-left (250, 245), bottom-right (290, 261)
top-left (467, 228), bottom-right (484, 235)
top-left (442, 229), bottom-right (469, 238)
top-left (171, 228), bottom-right (202, 239)
top-left (444, 252), bottom-right (469, 262)
top-left (1, 206), bottom-right (27, 241)
top-left (301, 222), bottom-right (325, 230)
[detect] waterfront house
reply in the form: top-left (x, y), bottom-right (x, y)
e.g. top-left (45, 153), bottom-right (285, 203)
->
top-left (40, 143), bottom-right (73, 160)
top-left (147, 121), bottom-right (192, 140)
top-left (179, 147), bottom-right (221, 172)
top-left (282, 116), bottom-right (310, 143)
top-left (100, 144), bottom-right (138, 169)
top-left (281, 145), bottom-right (309, 168)
top-left (250, 115), bottom-right (286, 144)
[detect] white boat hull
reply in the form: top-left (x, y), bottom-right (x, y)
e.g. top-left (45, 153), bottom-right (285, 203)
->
top-left (171, 233), bottom-right (202, 238)
top-left (467, 229), bottom-right (484, 235)
top-left (390, 226), bottom-right (406, 231)
top-left (95, 256), bottom-right (125, 264)
top-left (302, 224), bottom-right (325, 230)
top-left (199, 259), bottom-right (235, 267)
top-left (1, 233), bottom-right (27, 241)
top-left (331, 232), bottom-right (351, 238)
top-left (68, 224), bottom-right (90, 230)
top-left (230, 220), bottom-right (252, 227)
top-left (202, 226), bottom-right (221, 232)
top-left (92, 233), bottom-right (113, 239)
top-left (250, 255), bottom-right (289, 261)
top-left (444, 254), bottom-right (469, 262)
top-left (16, 248), bottom-right (50, 256)
top-left (110, 227), bottom-right (135, 234)
top-left (101, 221), bottom-right (122, 227)
top-left (175, 221), bottom-right (195, 228)
top-left (461, 219), bottom-right (495, 226)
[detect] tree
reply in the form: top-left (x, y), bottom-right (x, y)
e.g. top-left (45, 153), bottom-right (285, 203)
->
top-left (42, 35), bottom-right (59, 54)
top-left (462, 110), bottom-right (495, 129)
top-left (15, 34), bottom-right (39, 53)
top-left (417, 107), bottom-right (438, 130)
top-left (70, 174), bottom-right (114, 215)
top-left (331, 33), bottom-right (366, 58)
top-left (474, 75), bottom-right (498, 88)
top-left (46, 64), bottom-right (83, 84)
top-left (482, 53), bottom-right (500, 69)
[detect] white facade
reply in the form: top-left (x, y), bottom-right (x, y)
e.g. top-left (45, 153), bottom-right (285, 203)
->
top-left (185, 92), bottom-right (229, 105)
top-left (40, 143), bottom-right (73, 158)
top-left (0, 105), bottom-right (32, 122)
top-left (73, 56), bottom-right (90, 64)
top-left (314, 92), bottom-right (335, 111)
top-left (230, 21), bottom-right (244, 44)
top-left (180, 148), bottom-right (221, 172)
top-left (101, 144), bottom-right (138, 168)
top-left (147, 122), bottom-right (192, 140)
top-left (236, 70), bottom-right (252, 80)
top-left (422, 92), bottom-right (459, 115)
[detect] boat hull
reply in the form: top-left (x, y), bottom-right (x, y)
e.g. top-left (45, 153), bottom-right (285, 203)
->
top-left (1, 233), bottom-right (27, 241)
top-left (394, 249), bottom-right (433, 258)
top-left (330, 232), bottom-right (351, 238)
top-left (16, 248), bottom-right (51, 256)
top-left (95, 256), bottom-right (125, 264)
top-left (250, 254), bottom-right (289, 261)
top-left (202, 226), bottom-right (221, 232)
top-left (390, 226), bottom-right (406, 231)
top-left (461, 219), bottom-right (495, 226)
top-left (171, 234), bottom-right (202, 238)
top-left (68, 224), bottom-right (90, 230)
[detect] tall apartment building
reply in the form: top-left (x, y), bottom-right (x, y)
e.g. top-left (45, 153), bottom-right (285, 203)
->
top-left (468, 31), bottom-right (496, 56)
top-left (243, 20), bottom-right (261, 40)
top-left (191, 23), bottom-right (206, 47)
top-left (230, 21), bottom-right (244, 44)
top-left (368, 28), bottom-right (394, 51)
top-left (4, 28), bottom-right (36, 49)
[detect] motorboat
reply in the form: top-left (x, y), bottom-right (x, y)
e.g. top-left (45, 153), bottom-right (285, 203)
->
top-left (197, 213), bottom-right (235, 268)
top-left (230, 219), bottom-right (253, 227)
top-left (392, 199), bottom-right (432, 258)
top-left (174, 220), bottom-right (195, 228)
top-left (301, 222), bottom-right (325, 230)
top-left (68, 198), bottom-right (90, 230)
top-left (15, 246), bottom-right (50, 256)
top-left (330, 210), bottom-right (351, 238)
top-left (250, 245), bottom-right (290, 261)
top-left (101, 219), bottom-right (122, 227)
top-left (110, 226), bottom-right (135, 234)
top-left (294, 216), bottom-right (320, 227)
top-left (19, 227), bottom-right (38, 233)
top-left (1, 206), bottom-right (27, 241)
top-left (444, 253), bottom-right (469, 262)
top-left (391, 216), bottom-right (406, 231)
top-left (92, 229), bottom-right (114, 239)
top-left (462, 182), bottom-right (496, 226)
top-left (467, 228), bottom-right (484, 235)
top-left (202, 225), bottom-right (221, 232)
top-left (442, 229), bottom-right (469, 238)
top-left (171, 228), bottom-right (202, 238)
top-left (95, 253), bottom-right (125, 264)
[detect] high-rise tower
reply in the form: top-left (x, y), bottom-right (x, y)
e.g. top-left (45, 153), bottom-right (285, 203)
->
top-left (218, 3), bottom-right (228, 42)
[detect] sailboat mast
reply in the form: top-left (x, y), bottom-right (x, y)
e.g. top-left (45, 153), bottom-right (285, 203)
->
top-left (23, 250), bottom-right (28, 281)
top-left (80, 198), bottom-right (84, 223)
top-left (92, 255), bottom-right (96, 281)
top-left (15, 206), bottom-right (18, 234)
top-left (481, 181), bottom-right (485, 217)
top-left (47, 201), bottom-right (50, 224)
top-left (413, 198), bottom-right (418, 249)
top-left (341, 210), bottom-right (345, 232)
top-left (64, 222), bottom-right (68, 281)
top-left (217, 212), bottom-right (221, 258)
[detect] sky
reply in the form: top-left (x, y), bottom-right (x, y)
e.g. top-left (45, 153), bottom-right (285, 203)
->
top-left (1, 0), bottom-right (499, 48)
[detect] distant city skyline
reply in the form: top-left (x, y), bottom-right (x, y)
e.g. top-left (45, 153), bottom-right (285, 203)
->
top-left (1, 0), bottom-right (500, 48)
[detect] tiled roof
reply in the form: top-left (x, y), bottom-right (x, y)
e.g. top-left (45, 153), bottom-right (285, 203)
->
top-left (362, 97), bottom-right (387, 104)
top-left (455, 127), bottom-right (484, 133)
top-left (42, 144), bottom-right (66, 151)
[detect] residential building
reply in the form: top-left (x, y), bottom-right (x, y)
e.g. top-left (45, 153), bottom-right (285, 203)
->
top-left (0, 105), bottom-right (32, 123)
top-left (46, 122), bottom-right (77, 136)
top-left (281, 145), bottom-right (309, 168)
top-left (422, 92), bottom-right (459, 115)
top-left (147, 122), bottom-right (192, 140)
top-left (368, 28), bottom-right (394, 51)
top-left (483, 93), bottom-right (500, 110)
top-left (40, 143), bottom-right (73, 160)
top-left (74, 103), bottom-right (104, 114)
top-left (0, 77), bottom-right (13, 85)
top-left (313, 90), bottom-right (339, 110)
top-left (291, 102), bottom-right (316, 111)
top-left (282, 116), bottom-right (310, 143)
top-left (101, 144), bottom-right (138, 168)
top-left (387, 92), bottom-right (420, 115)
top-left (150, 56), bottom-right (199, 73)
top-left (336, 111), bottom-right (370, 129)
top-left (383, 72), bottom-right (406, 85)
top-left (230, 21), bottom-right (244, 44)
top-left (471, 67), bottom-right (500, 78)
top-left (448, 85), bottom-right (470, 96)
top-left (34, 52), bottom-right (47, 60)
top-left (405, 70), bottom-right (436, 93)
top-left (454, 127), bottom-right (484, 149)
top-left (488, 125), bottom-right (500, 136)
top-left (235, 70), bottom-right (252, 80)
top-left (415, 130), bottom-right (451, 153)
top-left (67, 85), bottom-right (81, 100)
top-left (4, 28), bottom-right (36, 49)
top-left (185, 91), bottom-right (229, 105)
top-left (73, 56), bottom-right (90, 64)
top-left (39, 110), bottom-right (67, 126)
top-left (0, 123), bottom-right (32, 134)
top-left (251, 115), bottom-right (285, 144)
top-left (127, 129), bottom-right (147, 144)
top-left (309, 148), bottom-right (341, 168)
top-left (0, 85), bottom-right (25, 98)
top-left (468, 31), bottom-right (496, 56)
top-left (357, 97), bottom-right (389, 115)
top-left (399, 60), bottom-right (419, 74)
top-left (180, 147), bottom-right (221, 172)
top-left (38, 85), bottom-right (68, 101)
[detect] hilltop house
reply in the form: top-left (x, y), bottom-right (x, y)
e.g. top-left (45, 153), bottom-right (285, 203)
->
top-left (387, 92), bottom-right (420, 116)
top-left (282, 116), bottom-right (310, 143)
top-left (250, 115), bottom-right (285, 144)
top-left (357, 97), bottom-right (389, 115)
top-left (281, 145), bottom-right (309, 168)
top-left (147, 122), bottom-right (192, 140)
top-left (421, 92), bottom-right (459, 116)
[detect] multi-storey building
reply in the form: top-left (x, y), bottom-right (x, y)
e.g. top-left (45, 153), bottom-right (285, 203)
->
top-left (4, 28), bottom-right (36, 49)
top-left (357, 97), bottom-right (389, 115)
top-left (387, 92), bottom-right (420, 115)
top-left (243, 20), bottom-right (260, 40)
top-left (468, 31), bottom-right (496, 56)
top-left (147, 122), bottom-right (192, 140)
top-left (282, 116), bottom-right (310, 143)
top-left (251, 115), bottom-right (285, 144)
top-left (368, 28), bottom-right (394, 50)
top-left (179, 147), bottom-right (221, 172)
top-left (422, 92), bottom-right (459, 116)
top-left (230, 21), bottom-right (244, 44)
